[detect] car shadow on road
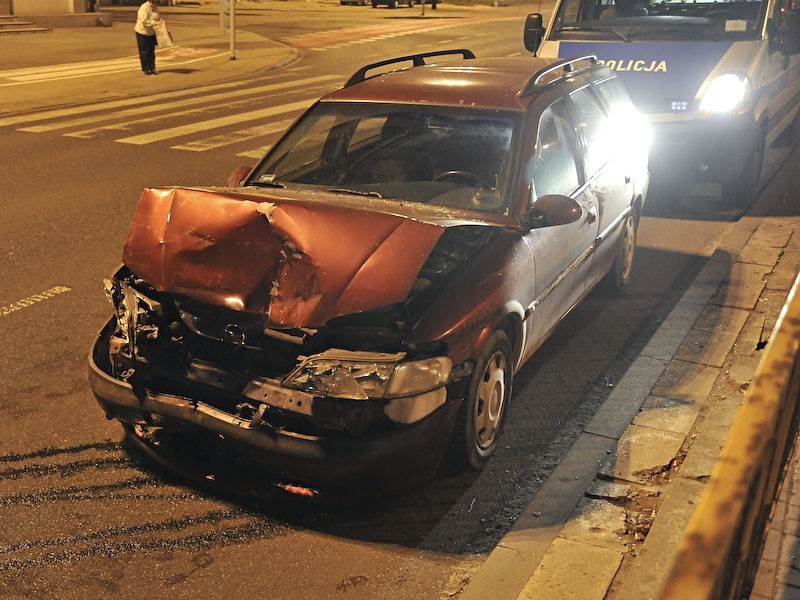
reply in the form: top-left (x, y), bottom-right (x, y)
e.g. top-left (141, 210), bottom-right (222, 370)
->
top-left (118, 427), bottom-right (482, 546)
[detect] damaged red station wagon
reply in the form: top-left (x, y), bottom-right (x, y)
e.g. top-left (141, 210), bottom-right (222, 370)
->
top-left (88, 50), bottom-right (649, 500)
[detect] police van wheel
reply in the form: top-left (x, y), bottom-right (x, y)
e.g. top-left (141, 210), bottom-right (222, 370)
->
top-left (722, 128), bottom-right (765, 209)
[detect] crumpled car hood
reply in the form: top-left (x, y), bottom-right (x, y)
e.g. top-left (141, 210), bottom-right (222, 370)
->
top-left (122, 187), bottom-right (507, 328)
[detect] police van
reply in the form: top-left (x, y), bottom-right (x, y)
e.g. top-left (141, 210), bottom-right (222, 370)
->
top-left (524, 0), bottom-right (800, 206)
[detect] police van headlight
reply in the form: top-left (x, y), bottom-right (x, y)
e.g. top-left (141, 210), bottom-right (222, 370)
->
top-left (699, 73), bottom-right (752, 116)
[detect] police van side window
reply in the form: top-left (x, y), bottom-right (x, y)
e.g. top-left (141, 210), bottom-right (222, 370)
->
top-left (531, 100), bottom-right (582, 199)
top-left (569, 86), bottom-right (613, 176)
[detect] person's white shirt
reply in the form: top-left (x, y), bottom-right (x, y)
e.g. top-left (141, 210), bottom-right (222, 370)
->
top-left (134, 1), bottom-right (160, 36)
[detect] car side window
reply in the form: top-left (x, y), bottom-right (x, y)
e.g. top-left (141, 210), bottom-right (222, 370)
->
top-left (569, 86), bottom-right (613, 176)
top-left (593, 76), bottom-right (635, 114)
top-left (530, 100), bottom-right (582, 200)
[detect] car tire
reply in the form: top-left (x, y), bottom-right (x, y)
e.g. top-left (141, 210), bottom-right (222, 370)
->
top-left (603, 209), bottom-right (637, 291)
top-left (451, 330), bottom-right (513, 470)
top-left (371, 0), bottom-right (378, 6)
top-left (407, 0), bottom-right (413, 6)
top-left (389, 0), bottom-right (398, 7)
top-left (721, 123), bottom-right (766, 209)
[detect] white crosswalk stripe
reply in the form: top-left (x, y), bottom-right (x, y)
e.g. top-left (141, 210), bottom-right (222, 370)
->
top-left (0, 79), bottom-right (254, 128)
top-left (286, 16), bottom-right (518, 51)
top-left (18, 75), bottom-right (338, 134)
top-left (5, 73), bottom-right (344, 159)
top-left (237, 146), bottom-right (271, 159)
top-left (114, 99), bottom-right (314, 145)
top-left (0, 47), bottom-right (224, 86)
top-left (171, 118), bottom-right (295, 152)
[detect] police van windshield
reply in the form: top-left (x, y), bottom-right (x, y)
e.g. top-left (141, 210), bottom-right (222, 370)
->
top-left (551, 0), bottom-right (766, 41)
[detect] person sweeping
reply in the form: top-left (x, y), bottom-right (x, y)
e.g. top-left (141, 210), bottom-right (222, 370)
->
top-left (135, 0), bottom-right (161, 75)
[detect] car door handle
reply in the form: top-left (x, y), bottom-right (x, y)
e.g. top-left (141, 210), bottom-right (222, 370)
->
top-left (587, 207), bottom-right (597, 224)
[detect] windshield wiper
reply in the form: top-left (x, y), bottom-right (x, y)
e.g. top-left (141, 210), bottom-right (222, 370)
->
top-left (558, 25), bottom-right (631, 42)
top-left (326, 188), bottom-right (383, 199)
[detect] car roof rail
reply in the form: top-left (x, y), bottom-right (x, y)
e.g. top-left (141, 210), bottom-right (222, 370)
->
top-left (344, 49), bottom-right (476, 88)
top-left (520, 54), bottom-right (600, 96)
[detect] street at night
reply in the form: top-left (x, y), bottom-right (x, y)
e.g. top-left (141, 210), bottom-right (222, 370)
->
top-left (1, 2), bottom-right (799, 598)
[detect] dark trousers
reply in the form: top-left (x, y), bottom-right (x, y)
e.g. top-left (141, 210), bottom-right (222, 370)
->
top-left (136, 32), bottom-right (157, 73)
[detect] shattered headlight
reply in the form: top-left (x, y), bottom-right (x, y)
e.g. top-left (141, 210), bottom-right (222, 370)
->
top-left (283, 349), bottom-right (451, 400)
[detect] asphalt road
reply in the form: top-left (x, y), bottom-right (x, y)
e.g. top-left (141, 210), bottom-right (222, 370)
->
top-left (0, 6), bottom-right (786, 599)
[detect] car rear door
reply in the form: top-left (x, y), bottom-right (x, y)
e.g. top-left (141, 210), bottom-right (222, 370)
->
top-left (567, 82), bottom-right (632, 287)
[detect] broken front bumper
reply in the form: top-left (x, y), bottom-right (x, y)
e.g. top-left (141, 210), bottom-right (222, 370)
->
top-left (88, 319), bottom-right (461, 499)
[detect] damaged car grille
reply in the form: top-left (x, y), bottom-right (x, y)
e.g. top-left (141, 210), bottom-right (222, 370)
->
top-left (103, 267), bottom-right (451, 437)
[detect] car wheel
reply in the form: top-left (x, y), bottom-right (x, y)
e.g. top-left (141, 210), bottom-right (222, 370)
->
top-left (721, 124), bottom-right (766, 209)
top-left (603, 210), bottom-right (637, 290)
top-left (407, 0), bottom-right (413, 6)
top-left (389, 0), bottom-right (398, 7)
top-left (451, 330), bottom-right (513, 470)
top-left (371, 0), bottom-right (378, 6)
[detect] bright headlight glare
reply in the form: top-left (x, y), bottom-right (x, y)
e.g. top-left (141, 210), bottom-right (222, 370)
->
top-left (386, 357), bottom-right (451, 398)
top-left (609, 105), bottom-right (651, 156)
top-left (699, 73), bottom-right (750, 115)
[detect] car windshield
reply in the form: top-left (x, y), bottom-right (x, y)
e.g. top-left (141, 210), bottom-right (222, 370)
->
top-left (551, 0), bottom-right (765, 41)
top-left (251, 102), bottom-right (519, 214)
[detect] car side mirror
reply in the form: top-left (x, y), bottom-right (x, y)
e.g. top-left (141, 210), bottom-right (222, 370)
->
top-left (524, 13), bottom-right (545, 54)
top-left (228, 166), bottom-right (252, 187)
top-left (520, 194), bottom-right (583, 230)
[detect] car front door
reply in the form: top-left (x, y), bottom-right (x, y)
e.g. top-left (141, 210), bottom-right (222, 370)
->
top-left (520, 98), bottom-right (600, 365)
